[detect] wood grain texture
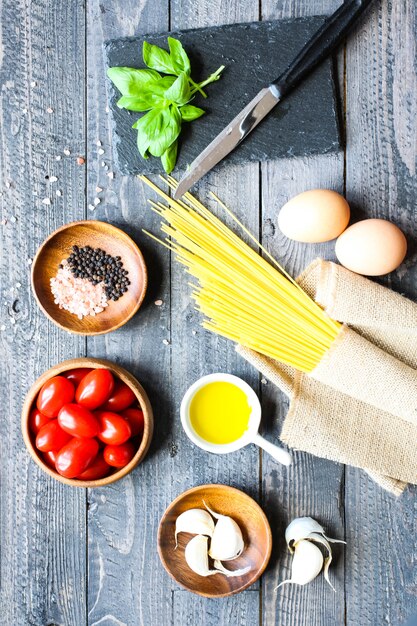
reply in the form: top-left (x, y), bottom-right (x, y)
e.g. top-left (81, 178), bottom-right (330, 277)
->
top-left (1, 0), bottom-right (416, 624)
top-left (168, 0), bottom-right (262, 622)
top-left (0, 0), bottom-right (87, 624)
top-left (259, 1), bottom-right (346, 625)
top-left (345, 0), bottom-right (417, 624)
top-left (86, 1), bottom-right (172, 625)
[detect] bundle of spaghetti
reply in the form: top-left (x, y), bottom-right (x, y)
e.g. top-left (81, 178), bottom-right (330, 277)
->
top-left (140, 175), bottom-right (341, 372)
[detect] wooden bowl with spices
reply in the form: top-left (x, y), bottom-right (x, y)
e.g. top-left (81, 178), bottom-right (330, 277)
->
top-left (21, 357), bottom-right (153, 488)
top-left (31, 220), bottom-right (147, 335)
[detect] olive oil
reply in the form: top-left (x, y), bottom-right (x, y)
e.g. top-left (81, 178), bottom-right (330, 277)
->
top-left (189, 381), bottom-right (251, 445)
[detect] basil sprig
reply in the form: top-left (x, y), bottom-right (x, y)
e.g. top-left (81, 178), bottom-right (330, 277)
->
top-left (107, 37), bottom-right (224, 173)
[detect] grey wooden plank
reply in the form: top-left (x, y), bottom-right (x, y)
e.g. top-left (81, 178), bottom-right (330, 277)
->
top-left (259, 1), bottom-right (346, 625)
top-left (0, 0), bottom-right (87, 624)
top-left (167, 0), bottom-right (262, 622)
top-left (345, 0), bottom-right (417, 624)
top-left (173, 589), bottom-right (260, 626)
top-left (85, 2), bottom-right (173, 625)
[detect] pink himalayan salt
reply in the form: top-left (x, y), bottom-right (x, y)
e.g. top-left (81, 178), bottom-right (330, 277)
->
top-left (50, 261), bottom-right (108, 319)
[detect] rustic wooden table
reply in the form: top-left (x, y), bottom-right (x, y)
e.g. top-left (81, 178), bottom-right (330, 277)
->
top-left (1, 1), bottom-right (416, 625)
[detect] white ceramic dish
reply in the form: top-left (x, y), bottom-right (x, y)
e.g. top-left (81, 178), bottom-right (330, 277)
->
top-left (180, 373), bottom-right (291, 466)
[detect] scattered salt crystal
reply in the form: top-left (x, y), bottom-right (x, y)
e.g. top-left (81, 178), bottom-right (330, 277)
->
top-left (22, 108), bottom-right (27, 114)
top-left (55, 155), bottom-right (62, 161)
top-left (93, 197), bottom-right (100, 206)
top-left (261, 378), bottom-right (267, 385)
top-left (98, 148), bottom-right (104, 155)
top-left (104, 165), bottom-right (109, 171)
top-left (192, 330), bottom-right (197, 335)
top-left (16, 282), bottom-right (21, 288)
top-left (56, 190), bottom-right (62, 197)
top-left (47, 107), bottom-right (54, 113)
top-left (162, 339), bottom-right (170, 345)
top-left (0, 325), bottom-right (5, 331)
top-left (5, 181), bottom-right (10, 189)
top-left (154, 300), bottom-right (163, 306)
top-left (10, 318), bottom-right (16, 325)
top-left (49, 175), bottom-right (58, 183)
top-left (33, 190), bottom-right (38, 196)
top-left (105, 106), bottom-right (109, 113)
top-left (27, 258), bottom-right (32, 265)
top-left (10, 216), bottom-right (17, 223)
top-left (101, 161), bottom-right (106, 167)
top-left (31, 81), bottom-right (37, 87)
top-left (88, 204), bottom-right (95, 211)
top-left (107, 172), bottom-right (114, 179)
top-left (0, 219), bottom-right (7, 225)
top-left (77, 156), bottom-right (85, 165)
top-left (96, 186), bottom-right (102, 193)
top-left (96, 140), bottom-right (102, 147)
top-left (64, 148), bottom-right (71, 156)
top-left (42, 198), bottom-right (51, 205)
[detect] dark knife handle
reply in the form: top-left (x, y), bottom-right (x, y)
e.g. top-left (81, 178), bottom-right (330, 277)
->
top-left (270, 0), bottom-right (375, 98)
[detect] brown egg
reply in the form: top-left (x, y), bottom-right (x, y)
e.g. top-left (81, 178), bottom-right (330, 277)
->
top-left (278, 189), bottom-right (350, 243)
top-left (335, 219), bottom-right (407, 276)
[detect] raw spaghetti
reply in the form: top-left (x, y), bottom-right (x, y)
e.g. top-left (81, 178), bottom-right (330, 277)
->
top-left (140, 176), bottom-right (342, 373)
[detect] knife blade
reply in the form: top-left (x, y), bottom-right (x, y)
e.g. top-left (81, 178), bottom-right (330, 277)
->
top-left (174, 0), bottom-right (374, 199)
top-left (174, 87), bottom-right (279, 199)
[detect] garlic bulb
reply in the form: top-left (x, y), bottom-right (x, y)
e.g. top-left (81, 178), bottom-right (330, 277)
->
top-left (213, 559), bottom-right (251, 578)
top-left (175, 509), bottom-right (215, 547)
top-left (276, 540), bottom-right (324, 589)
top-left (204, 503), bottom-right (244, 561)
top-left (277, 516), bottom-right (345, 591)
top-left (184, 535), bottom-right (218, 577)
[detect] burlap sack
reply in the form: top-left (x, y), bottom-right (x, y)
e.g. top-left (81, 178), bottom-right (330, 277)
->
top-left (237, 259), bottom-right (417, 496)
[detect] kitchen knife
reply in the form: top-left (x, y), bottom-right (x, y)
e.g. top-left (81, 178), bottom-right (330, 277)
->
top-left (174, 0), bottom-right (375, 199)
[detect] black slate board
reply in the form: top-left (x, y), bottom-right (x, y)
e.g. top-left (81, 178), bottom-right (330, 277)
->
top-left (104, 17), bottom-right (341, 175)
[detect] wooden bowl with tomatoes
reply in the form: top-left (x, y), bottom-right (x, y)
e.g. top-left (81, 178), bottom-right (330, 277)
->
top-left (21, 357), bottom-right (153, 487)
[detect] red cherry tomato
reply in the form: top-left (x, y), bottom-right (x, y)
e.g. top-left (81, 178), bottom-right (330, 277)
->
top-left (58, 404), bottom-right (99, 438)
top-left (55, 438), bottom-right (99, 478)
top-left (75, 369), bottom-right (114, 410)
top-left (77, 453), bottom-right (111, 480)
top-left (35, 420), bottom-right (72, 452)
top-left (121, 408), bottom-right (144, 438)
top-left (64, 368), bottom-right (93, 388)
top-left (36, 376), bottom-right (75, 418)
top-left (103, 442), bottom-right (135, 468)
top-left (96, 411), bottom-right (131, 445)
top-left (100, 380), bottom-right (136, 412)
top-left (29, 408), bottom-right (50, 434)
top-left (42, 449), bottom-right (59, 469)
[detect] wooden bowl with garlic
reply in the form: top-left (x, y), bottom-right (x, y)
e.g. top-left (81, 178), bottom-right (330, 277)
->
top-left (157, 484), bottom-right (272, 598)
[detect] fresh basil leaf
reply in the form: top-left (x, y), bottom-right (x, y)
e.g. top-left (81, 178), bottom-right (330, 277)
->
top-left (164, 73), bottom-right (190, 106)
top-left (118, 94), bottom-right (159, 112)
top-left (148, 105), bottom-right (182, 158)
top-left (167, 37), bottom-right (191, 76)
top-left (179, 104), bottom-right (205, 122)
top-left (143, 41), bottom-right (175, 75)
top-left (107, 67), bottom-right (161, 96)
top-left (161, 140), bottom-right (178, 174)
top-left (136, 126), bottom-right (150, 159)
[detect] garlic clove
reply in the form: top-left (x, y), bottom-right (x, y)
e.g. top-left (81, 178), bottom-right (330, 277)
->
top-left (213, 559), bottom-right (251, 578)
top-left (275, 539), bottom-right (323, 590)
top-left (184, 535), bottom-right (218, 577)
top-left (307, 533), bottom-right (335, 592)
top-left (285, 516), bottom-right (327, 552)
top-left (203, 502), bottom-right (244, 561)
top-left (175, 509), bottom-right (215, 547)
